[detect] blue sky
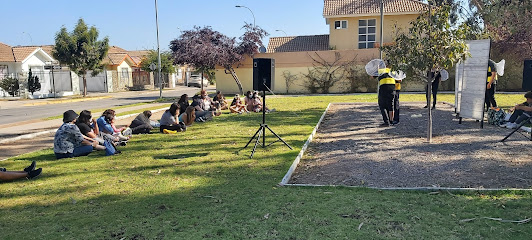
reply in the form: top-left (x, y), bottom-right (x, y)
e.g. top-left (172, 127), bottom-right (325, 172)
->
top-left (1, 0), bottom-right (329, 51)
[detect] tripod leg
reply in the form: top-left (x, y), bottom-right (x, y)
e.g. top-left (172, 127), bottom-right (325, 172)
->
top-left (501, 120), bottom-right (528, 142)
top-left (265, 125), bottom-right (293, 150)
top-left (250, 127), bottom-right (263, 158)
top-left (244, 127), bottom-right (263, 148)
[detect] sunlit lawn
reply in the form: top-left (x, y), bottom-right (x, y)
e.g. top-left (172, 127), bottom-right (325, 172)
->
top-left (1, 93), bottom-right (531, 239)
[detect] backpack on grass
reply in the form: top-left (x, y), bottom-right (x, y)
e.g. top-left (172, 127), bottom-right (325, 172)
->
top-left (487, 107), bottom-right (506, 126)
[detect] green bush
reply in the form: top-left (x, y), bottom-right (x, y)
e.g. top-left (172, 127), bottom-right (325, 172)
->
top-left (0, 77), bottom-right (19, 97)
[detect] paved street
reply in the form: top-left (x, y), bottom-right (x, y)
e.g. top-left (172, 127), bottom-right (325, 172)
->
top-left (0, 85), bottom-right (212, 126)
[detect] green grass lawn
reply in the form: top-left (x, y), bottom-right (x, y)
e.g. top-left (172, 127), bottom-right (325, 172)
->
top-left (1, 93), bottom-right (531, 239)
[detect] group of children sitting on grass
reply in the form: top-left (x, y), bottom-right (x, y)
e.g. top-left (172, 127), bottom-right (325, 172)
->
top-left (51, 90), bottom-right (273, 160)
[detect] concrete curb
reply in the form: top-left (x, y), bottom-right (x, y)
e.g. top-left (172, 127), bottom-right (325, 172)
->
top-left (22, 96), bottom-right (112, 106)
top-left (280, 183), bottom-right (532, 191)
top-left (0, 107), bottom-right (168, 145)
top-left (279, 103), bottom-right (332, 186)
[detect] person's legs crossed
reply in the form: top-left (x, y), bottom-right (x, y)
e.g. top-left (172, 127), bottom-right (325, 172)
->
top-left (73, 145), bottom-right (94, 157)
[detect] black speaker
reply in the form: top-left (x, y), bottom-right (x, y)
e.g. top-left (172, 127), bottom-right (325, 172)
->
top-left (253, 58), bottom-right (275, 91)
top-left (523, 59), bottom-right (532, 91)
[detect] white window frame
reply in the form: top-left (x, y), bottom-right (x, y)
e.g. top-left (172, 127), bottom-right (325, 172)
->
top-left (0, 65), bottom-right (8, 80)
top-left (334, 20), bottom-right (348, 30)
top-left (121, 68), bottom-right (129, 80)
top-left (358, 19), bottom-right (377, 49)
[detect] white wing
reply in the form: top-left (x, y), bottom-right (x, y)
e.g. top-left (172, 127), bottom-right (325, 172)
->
top-left (440, 69), bottom-right (449, 81)
top-left (365, 59), bottom-right (386, 77)
top-left (390, 70), bottom-right (406, 80)
top-left (496, 59), bottom-right (505, 76)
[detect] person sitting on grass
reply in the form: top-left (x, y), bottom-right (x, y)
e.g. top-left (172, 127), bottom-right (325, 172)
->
top-left (213, 90), bottom-right (228, 110)
top-left (97, 109), bottom-right (128, 142)
top-left (201, 90), bottom-right (218, 111)
top-left (177, 94), bottom-right (190, 115)
top-left (501, 91), bottom-right (532, 129)
top-left (230, 94), bottom-right (248, 114)
top-left (160, 103), bottom-right (186, 133)
top-left (54, 110), bottom-right (99, 159)
top-left (191, 94), bottom-right (216, 122)
top-left (244, 91), bottom-right (253, 105)
top-left (0, 161), bottom-right (42, 181)
top-left (76, 110), bottom-right (106, 151)
top-left (129, 111), bottom-right (154, 134)
top-left (179, 106), bottom-right (196, 126)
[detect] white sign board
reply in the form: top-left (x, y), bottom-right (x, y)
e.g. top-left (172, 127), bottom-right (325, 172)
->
top-left (455, 39), bottom-right (491, 121)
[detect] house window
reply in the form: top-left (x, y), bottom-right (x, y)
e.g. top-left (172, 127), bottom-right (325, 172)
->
top-left (0, 66), bottom-right (7, 80)
top-left (334, 20), bottom-right (348, 29)
top-left (358, 19), bottom-right (376, 49)
top-left (121, 68), bottom-right (129, 80)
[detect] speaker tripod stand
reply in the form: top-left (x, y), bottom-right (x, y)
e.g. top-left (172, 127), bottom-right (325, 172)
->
top-left (244, 90), bottom-right (293, 158)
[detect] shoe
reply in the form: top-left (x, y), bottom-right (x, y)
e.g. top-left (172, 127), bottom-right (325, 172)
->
top-left (392, 120), bottom-right (399, 125)
top-left (0, 168), bottom-right (6, 172)
top-left (423, 105), bottom-right (428, 108)
top-left (505, 122), bottom-right (518, 129)
top-left (379, 123), bottom-right (391, 127)
top-left (24, 161), bottom-right (36, 173)
top-left (432, 106), bottom-right (436, 110)
top-left (28, 168), bottom-right (42, 179)
top-left (118, 141), bottom-right (127, 146)
top-left (122, 127), bottom-right (132, 136)
top-left (270, 108), bottom-right (276, 112)
top-left (163, 129), bottom-right (177, 134)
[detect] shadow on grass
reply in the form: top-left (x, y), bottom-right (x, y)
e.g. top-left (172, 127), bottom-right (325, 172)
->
top-left (153, 152), bottom-right (209, 160)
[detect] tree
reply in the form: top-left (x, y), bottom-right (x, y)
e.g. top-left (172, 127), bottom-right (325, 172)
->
top-left (53, 18), bottom-right (109, 97)
top-left (302, 52), bottom-right (355, 93)
top-left (0, 77), bottom-right (19, 97)
top-left (170, 23), bottom-right (268, 94)
top-left (27, 69), bottom-right (41, 95)
top-left (140, 50), bottom-right (176, 74)
top-left (381, 4), bottom-right (470, 142)
top-left (382, 5), bottom-right (469, 80)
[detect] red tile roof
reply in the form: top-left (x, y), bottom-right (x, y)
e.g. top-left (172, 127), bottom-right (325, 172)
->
top-left (108, 46), bottom-right (128, 54)
top-left (12, 46), bottom-right (39, 62)
top-left (0, 42), bottom-right (15, 62)
top-left (267, 35), bottom-right (330, 53)
top-left (323, 0), bottom-right (426, 17)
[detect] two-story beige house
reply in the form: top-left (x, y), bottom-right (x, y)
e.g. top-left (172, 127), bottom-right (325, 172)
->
top-left (215, 0), bottom-right (426, 94)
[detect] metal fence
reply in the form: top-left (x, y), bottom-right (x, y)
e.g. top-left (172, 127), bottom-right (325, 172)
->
top-left (79, 70), bottom-right (107, 92)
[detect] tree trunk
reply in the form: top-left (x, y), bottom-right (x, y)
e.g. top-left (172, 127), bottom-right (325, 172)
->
top-left (83, 75), bottom-right (87, 97)
top-left (228, 67), bottom-right (244, 95)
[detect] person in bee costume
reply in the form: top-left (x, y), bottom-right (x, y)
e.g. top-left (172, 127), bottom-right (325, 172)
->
top-left (377, 68), bottom-right (396, 126)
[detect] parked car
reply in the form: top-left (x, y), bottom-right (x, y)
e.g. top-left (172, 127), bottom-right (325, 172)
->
top-left (188, 74), bottom-right (209, 88)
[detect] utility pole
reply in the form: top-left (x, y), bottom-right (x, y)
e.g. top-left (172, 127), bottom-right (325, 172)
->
top-left (155, 0), bottom-right (162, 98)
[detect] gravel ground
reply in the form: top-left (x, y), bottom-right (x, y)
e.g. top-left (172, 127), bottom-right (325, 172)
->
top-left (289, 102), bottom-right (532, 189)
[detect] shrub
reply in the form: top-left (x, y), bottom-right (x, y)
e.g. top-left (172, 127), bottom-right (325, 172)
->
top-left (0, 77), bottom-right (19, 97)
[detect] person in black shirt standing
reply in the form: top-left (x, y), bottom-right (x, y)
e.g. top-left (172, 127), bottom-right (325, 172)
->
top-left (485, 59), bottom-right (498, 110)
top-left (425, 71), bottom-right (442, 110)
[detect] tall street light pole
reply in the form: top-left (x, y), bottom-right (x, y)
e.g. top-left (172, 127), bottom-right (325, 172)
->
top-left (379, 0), bottom-right (384, 59)
top-left (155, 0), bottom-right (163, 98)
top-left (275, 29), bottom-right (287, 37)
top-left (235, 5), bottom-right (255, 27)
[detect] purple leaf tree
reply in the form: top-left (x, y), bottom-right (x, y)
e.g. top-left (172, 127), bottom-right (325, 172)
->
top-left (170, 23), bottom-right (268, 94)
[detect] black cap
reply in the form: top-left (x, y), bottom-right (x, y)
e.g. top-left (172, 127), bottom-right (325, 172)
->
top-left (525, 91), bottom-right (532, 99)
top-left (63, 110), bottom-right (79, 123)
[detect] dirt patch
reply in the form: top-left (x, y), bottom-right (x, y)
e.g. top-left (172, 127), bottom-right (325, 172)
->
top-left (289, 102), bottom-right (532, 189)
